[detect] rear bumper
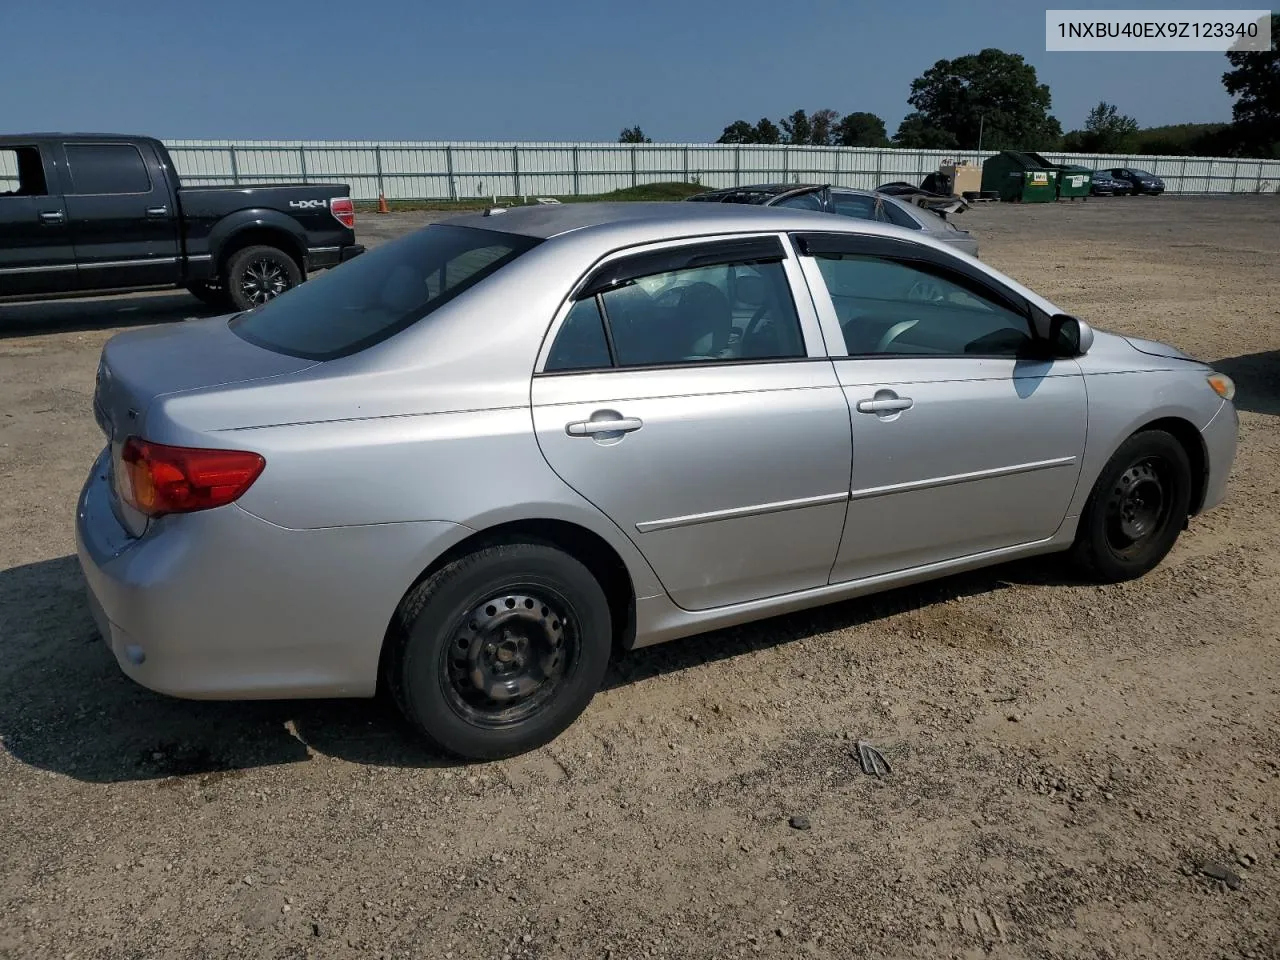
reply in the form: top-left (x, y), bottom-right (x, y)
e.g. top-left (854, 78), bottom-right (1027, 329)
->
top-left (1198, 399), bottom-right (1238, 514)
top-left (306, 243), bottom-right (365, 272)
top-left (75, 447), bottom-right (464, 700)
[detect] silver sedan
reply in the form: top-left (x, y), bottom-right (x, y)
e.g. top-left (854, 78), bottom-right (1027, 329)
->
top-left (77, 202), bottom-right (1238, 759)
top-left (687, 183), bottom-right (980, 257)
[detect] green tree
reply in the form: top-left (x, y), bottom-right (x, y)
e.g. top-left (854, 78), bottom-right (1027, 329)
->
top-left (716, 117), bottom-right (784, 144)
top-left (905, 48), bottom-right (1062, 149)
top-left (1085, 101), bottom-right (1138, 151)
top-left (892, 112), bottom-right (958, 149)
top-left (835, 112), bottom-right (889, 147)
top-left (618, 125), bottom-right (651, 144)
top-left (752, 118), bottom-right (782, 144)
top-left (809, 108), bottom-right (841, 145)
top-left (1222, 13), bottom-right (1280, 157)
top-left (1062, 101), bottom-right (1139, 153)
top-left (780, 109), bottom-right (813, 145)
top-left (716, 120), bottom-right (756, 144)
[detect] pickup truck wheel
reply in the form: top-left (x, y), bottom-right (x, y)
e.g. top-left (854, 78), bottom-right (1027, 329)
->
top-left (226, 245), bottom-right (301, 311)
top-left (185, 281), bottom-right (233, 310)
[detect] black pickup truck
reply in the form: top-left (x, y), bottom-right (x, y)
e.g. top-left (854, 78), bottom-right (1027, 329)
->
top-left (0, 133), bottom-right (364, 311)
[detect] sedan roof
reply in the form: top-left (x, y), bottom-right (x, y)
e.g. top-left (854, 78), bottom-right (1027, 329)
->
top-left (441, 200), bottom-right (871, 242)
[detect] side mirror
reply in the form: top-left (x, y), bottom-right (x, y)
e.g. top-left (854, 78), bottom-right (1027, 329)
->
top-left (1048, 313), bottom-right (1093, 357)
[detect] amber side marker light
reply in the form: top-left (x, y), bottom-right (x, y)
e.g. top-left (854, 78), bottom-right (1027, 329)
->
top-left (1206, 373), bottom-right (1236, 401)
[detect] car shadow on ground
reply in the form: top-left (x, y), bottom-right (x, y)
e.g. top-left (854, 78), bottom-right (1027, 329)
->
top-left (0, 552), bottom-right (1077, 784)
top-left (1211, 350), bottom-right (1280, 416)
top-left (0, 291), bottom-right (224, 338)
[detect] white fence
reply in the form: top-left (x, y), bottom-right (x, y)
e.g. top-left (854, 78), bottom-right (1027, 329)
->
top-left (6, 139), bottom-right (1280, 199)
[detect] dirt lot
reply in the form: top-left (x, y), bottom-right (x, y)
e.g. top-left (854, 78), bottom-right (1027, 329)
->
top-left (1, 198), bottom-right (1278, 960)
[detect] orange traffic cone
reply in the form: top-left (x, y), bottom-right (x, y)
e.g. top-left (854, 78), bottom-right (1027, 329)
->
top-left (377, 193), bottom-right (390, 214)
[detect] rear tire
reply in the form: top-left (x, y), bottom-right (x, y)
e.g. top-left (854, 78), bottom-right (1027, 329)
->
top-left (384, 543), bottom-right (613, 761)
top-left (1069, 430), bottom-right (1192, 583)
top-left (225, 245), bottom-right (301, 312)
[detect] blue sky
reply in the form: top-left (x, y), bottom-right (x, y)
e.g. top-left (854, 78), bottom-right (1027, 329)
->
top-left (1, 0), bottom-right (1243, 142)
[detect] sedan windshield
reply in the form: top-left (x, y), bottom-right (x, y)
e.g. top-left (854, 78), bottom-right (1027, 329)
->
top-left (230, 224), bottom-right (541, 361)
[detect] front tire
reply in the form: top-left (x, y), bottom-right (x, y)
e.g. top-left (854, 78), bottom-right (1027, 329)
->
top-left (384, 544), bottom-right (613, 760)
top-left (225, 245), bottom-right (301, 311)
top-left (1069, 430), bottom-right (1192, 583)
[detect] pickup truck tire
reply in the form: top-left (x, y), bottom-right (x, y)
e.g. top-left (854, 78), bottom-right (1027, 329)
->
top-left (226, 245), bottom-right (302, 311)
top-left (185, 281), bottom-right (233, 311)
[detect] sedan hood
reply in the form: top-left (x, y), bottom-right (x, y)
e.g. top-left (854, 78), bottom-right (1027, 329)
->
top-left (1121, 335), bottom-right (1196, 362)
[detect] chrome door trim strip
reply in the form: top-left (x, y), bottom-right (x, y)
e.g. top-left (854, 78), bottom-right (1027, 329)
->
top-left (637, 491), bottom-right (849, 533)
top-left (849, 456), bottom-right (1078, 501)
top-left (80, 256), bottom-right (180, 269)
top-left (0, 263), bottom-right (76, 275)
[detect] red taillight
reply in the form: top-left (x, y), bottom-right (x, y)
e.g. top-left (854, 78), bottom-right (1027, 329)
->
top-left (118, 438), bottom-right (265, 518)
top-left (330, 197), bottom-right (355, 229)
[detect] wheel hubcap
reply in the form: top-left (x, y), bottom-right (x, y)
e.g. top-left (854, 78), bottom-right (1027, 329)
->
top-left (1105, 458), bottom-right (1168, 551)
top-left (241, 259), bottom-right (289, 305)
top-left (443, 591), bottom-right (575, 726)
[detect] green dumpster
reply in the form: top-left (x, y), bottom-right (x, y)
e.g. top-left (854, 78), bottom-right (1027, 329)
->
top-left (980, 151), bottom-right (1058, 203)
top-left (1026, 155), bottom-right (1092, 200)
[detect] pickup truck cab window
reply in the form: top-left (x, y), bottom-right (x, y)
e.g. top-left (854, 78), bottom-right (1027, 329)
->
top-left (0, 146), bottom-right (49, 197)
top-left (64, 143), bottom-right (152, 195)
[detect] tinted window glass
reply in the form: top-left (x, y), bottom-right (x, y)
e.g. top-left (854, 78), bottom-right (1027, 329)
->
top-left (546, 297), bottom-right (612, 371)
top-left (595, 258), bottom-right (806, 367)
top-left (65, 143), bottom-right (151, 194)
top-left (231, 224), bottom-right (540, 361)
top-left (880, 199), bottom-right (922, 230)
top-left (774, 192), bottom-right (824, 211)
top-left (830, 193), bottom-right (878, 221)
top-left (814, 255), bottom-right (1031, 357)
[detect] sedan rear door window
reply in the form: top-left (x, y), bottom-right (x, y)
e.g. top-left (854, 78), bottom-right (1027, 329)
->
top-left (547, 250), bottom-right (807, 371)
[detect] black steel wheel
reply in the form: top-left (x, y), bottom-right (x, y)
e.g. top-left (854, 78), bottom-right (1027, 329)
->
top-left (441, 588), bottom-right (578, 728)
top-left (226, 245), bottom-right (301, 312)
top-left (1070, 430), bottom-right (1192, 582)
top-left (385, 543), bottom-right (613, 760)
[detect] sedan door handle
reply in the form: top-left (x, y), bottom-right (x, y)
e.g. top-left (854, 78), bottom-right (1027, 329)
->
top-left (146, 205), bottom-right (169, 218)
top-left (566, 416), bottom-right (643, 437)
top-left (856, 396), bottom-right (914, 414)
top-left (38, 210), bottom-right (64, 224)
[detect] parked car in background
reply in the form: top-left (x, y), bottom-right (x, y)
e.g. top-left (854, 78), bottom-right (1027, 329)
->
top-left (0, 133), bottom-right (364, 311)
top-left (1105, 167), bottom-right (1165, 196)
top-left (1090, 171), bottom-right (1132, 197)
top-left (686, 183), bottom-right (979, 258)
top-left (77, 202), bottom-right (1237, 760)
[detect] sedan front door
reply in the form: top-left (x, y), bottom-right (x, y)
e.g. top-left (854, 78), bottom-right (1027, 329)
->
top-left (793, 232), bottom-right (1088, 583)
top-left (532, 235), bottom-right (853, 611)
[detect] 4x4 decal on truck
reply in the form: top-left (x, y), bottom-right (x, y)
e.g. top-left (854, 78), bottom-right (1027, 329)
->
top-left (288, 199), bottom-right (327, 209)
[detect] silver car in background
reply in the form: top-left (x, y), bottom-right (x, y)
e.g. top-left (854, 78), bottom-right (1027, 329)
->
top-left (686, 182), bottom-right (980, 257)
top-left (77, 202), bottom-right (1237, 760)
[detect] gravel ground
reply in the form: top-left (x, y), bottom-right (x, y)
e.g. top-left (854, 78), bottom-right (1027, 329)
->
top-left (1, 197), bottom-right (1278, 960)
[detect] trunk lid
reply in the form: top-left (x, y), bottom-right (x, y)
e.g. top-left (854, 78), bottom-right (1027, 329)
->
top-left (92, 316), bottom-right (315, 535)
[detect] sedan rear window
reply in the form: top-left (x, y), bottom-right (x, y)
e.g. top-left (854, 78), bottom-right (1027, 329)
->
top-left (230, 224), bottom-right (540, 361)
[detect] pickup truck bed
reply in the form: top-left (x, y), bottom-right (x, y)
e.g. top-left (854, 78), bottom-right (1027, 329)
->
top-left (0, 133), bottom-right (364, 311)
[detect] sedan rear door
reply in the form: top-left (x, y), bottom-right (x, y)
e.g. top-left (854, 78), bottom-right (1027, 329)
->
top-left (531, 235), bottom-right (853, 612)
top-left (793, 232), bottom-right (1088, 582)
